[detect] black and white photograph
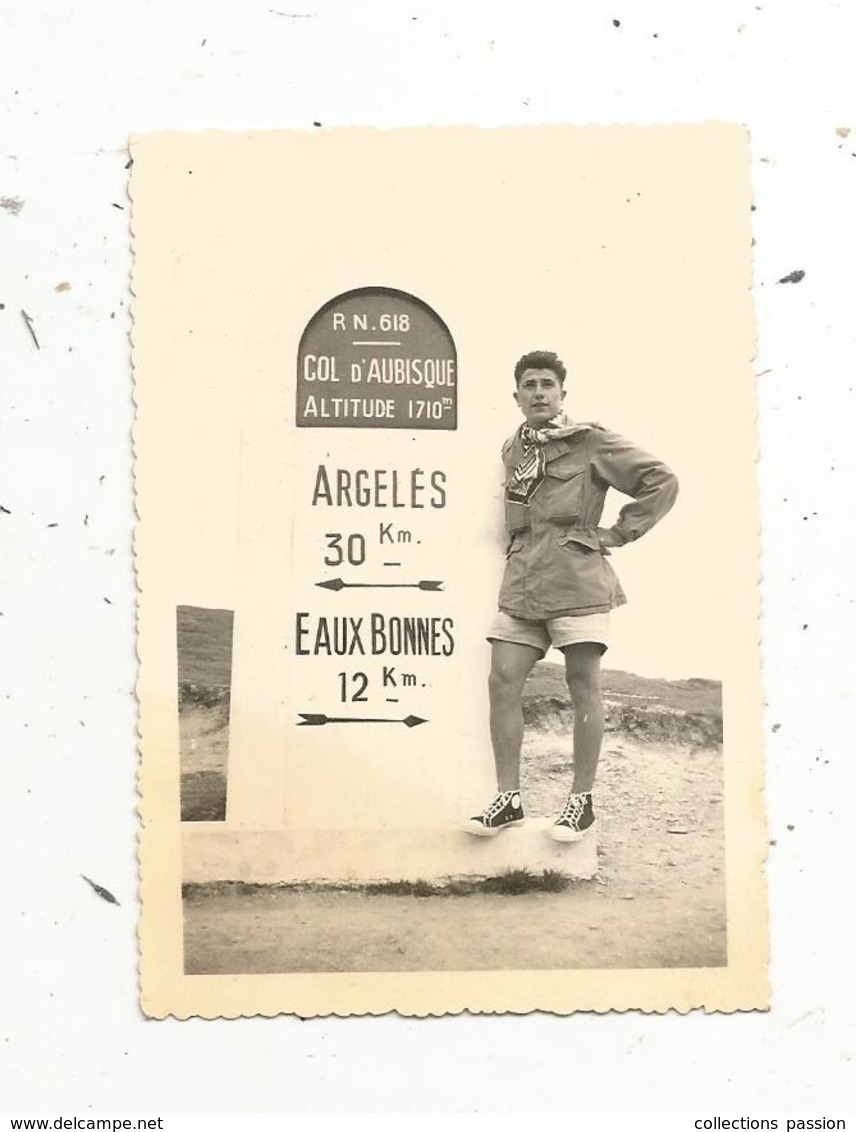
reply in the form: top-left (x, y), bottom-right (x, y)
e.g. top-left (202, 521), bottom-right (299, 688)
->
top-left (6, 0), bottom-right (856, 1117)
top-left (133, 124), bottom-right (764, 1017)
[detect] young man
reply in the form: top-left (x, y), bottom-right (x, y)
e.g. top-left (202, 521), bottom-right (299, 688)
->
top-left (465, 350), bottom-right (678, 841)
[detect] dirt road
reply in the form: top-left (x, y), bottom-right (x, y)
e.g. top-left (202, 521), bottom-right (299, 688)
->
top-left (183, 735), bottom-right (726, 973)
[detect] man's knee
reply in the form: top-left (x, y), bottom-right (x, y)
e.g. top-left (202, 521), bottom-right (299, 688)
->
top-left (489, 660), bottom-right (529, 700)
top-left (566, 669), bottom-right (601, 705)
top-left (564, 648), bottom-right (603, 705)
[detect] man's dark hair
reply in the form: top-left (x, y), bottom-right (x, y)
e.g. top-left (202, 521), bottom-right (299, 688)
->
top-left (513, 350), bottom-right (567, 386)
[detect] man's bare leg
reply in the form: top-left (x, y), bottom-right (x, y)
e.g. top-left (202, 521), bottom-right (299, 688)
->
top-left (488, 640), bottom-right (541, 791)
top-left (563, 641), bottom-right (605, 792)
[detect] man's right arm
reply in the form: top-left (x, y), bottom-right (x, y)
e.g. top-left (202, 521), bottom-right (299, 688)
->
top-left (590, 428), bottom-right (679, 546)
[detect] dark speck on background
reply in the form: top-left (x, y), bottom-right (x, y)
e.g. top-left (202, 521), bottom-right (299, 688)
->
top-left (111, 202), bottom-right (124, 210)
top-left (0, 195), bottom-right (25, 215)
top-left (80, 875), bottom-right (120, 905)
top-left (313, 121), bottom-right (322, 127)
top-left (777, 269), bottom-right (805, 284)
top-left (0, 505), bottom-right (11, 514)
top-left (124, 157), bottom-right (133, 170)
top-left (20, 309), bottom-right (39, 349)
top-left (613, 18), bottom-right (621, 27)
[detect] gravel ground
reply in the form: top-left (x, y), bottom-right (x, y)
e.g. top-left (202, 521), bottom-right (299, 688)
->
top-left (183, 731), bottom-right (726, 973)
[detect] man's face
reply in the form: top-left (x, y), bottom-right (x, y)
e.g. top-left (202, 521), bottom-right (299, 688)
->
top-left (514, 368), bottom-right (566, 427)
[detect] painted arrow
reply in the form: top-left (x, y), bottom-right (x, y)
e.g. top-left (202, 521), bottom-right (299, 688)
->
top-left (297, 712), bottom-right (428, 728)
top-left (316, 578), bottom-right (443, 592)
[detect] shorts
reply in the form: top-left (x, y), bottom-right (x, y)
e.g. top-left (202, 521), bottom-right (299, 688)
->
top-left (486, 610), bottom-right (610, 657)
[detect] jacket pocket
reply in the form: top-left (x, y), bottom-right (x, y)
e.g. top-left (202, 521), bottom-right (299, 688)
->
top-left (559, 533), bottom-right (597, 551)
top-left (546, 530), bottom-right (613, 609)
top-left (558, 529), bottom-right (605, 555)
top-left (545, 454), bottom-right (586, 481)
top-left (505, 500), bottom-right (531, 533)
top-left (542, 460), bottom-right (586, 520)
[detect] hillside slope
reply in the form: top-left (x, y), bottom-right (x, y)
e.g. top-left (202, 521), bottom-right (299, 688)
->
top-left (524, 663), bottom-right (722, 748)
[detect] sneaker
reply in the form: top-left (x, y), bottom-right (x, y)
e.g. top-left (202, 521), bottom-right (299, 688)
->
top-left (551, 792), bottom-right (596, 842)
top-left (463, 790), bottom-right (525, 837)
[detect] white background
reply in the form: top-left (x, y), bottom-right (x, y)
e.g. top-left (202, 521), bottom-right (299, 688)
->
top-left (1, 0), bottom-right (854, 1115)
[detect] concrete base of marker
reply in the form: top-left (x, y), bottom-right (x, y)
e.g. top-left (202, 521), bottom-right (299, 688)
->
top-left (182, 820), bottom-right (598, 885)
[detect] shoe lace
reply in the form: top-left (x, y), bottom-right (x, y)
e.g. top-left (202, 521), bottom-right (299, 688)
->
top-left (558, 793), bottom-right (587, 825)
top-left (483, 791), bottom-right (514, 819)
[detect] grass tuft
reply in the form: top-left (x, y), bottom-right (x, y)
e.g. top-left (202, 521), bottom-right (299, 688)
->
top-left (364, 879), bottom-right (440, 897)
top-left (479, 868), bottom-right (538, 895)
top-left (539, 868), bottom-right (570, 892)
top-left (364, 880), bottom-right (416, 896)
top-left (447, 880), bottom-right (475, 897)
top-left (477, 868), bottom-right (570, 895)
top-left (178, 681), bottom-right (231, 709)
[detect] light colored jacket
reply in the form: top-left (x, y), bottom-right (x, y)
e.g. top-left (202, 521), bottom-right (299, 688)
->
top-left (498, 423), bottom-right (678, 619)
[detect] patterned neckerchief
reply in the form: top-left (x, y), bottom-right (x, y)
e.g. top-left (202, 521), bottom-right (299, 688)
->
top-left (505, 414), bottom-right (585, 505)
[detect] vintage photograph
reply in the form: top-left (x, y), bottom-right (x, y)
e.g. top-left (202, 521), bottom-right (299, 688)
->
top-left (134, 124), bottom-right (765, 1016)
top-left (178, 350), bottom-right (726, 976)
